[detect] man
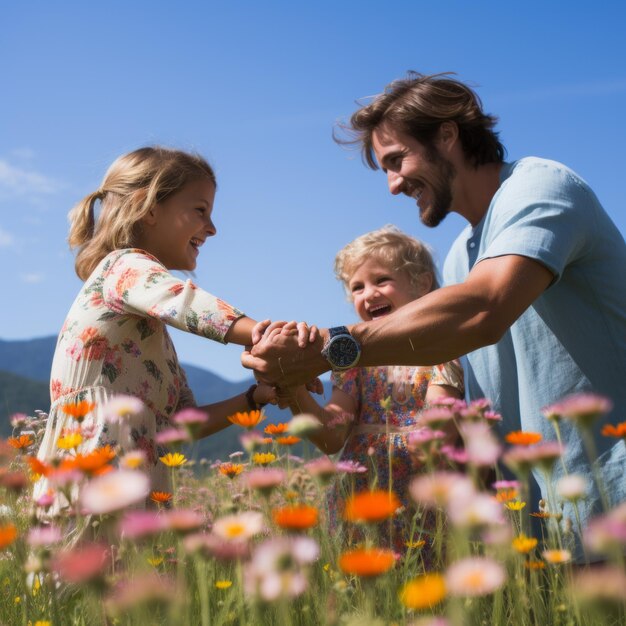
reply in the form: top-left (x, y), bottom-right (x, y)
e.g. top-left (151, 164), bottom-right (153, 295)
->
top-left (243, 72), bottom-right (626, 545)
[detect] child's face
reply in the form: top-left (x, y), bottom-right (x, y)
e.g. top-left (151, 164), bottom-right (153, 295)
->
top-left (138, 177), bottom-right (216, 271)
top-left (348, 257), bottom-right (427, 322)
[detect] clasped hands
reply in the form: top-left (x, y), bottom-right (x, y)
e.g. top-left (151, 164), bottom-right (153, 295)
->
top-left (242, 319), bottom-right (328, 407)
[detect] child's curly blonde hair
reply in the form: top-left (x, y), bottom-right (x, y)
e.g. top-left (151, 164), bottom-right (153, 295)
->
top-left (334, 225), bottom-right (439, 298)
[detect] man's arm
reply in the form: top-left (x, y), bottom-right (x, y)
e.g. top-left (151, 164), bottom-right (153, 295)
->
top-left (242, 254), bottom-right (553, 386)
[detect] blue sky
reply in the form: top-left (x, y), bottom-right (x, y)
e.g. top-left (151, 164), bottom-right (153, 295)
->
top-left (2, 1), bottom-right (625, 381)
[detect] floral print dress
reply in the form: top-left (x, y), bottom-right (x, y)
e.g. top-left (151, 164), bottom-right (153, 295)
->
top-left (34, 248), bottom-right (243, 504)
top-left (329, 362), bottom-right (464, 555)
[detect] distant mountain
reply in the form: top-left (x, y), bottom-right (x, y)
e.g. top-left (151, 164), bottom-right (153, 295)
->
top-left (0, 370), bottom-right (49, 437)
top-left (0, 336), bottom-right (57, 382)
top-left (0, 336), bottom-right (329, 459)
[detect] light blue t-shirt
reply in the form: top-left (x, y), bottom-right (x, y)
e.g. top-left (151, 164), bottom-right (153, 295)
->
top-left (444, 157), bottom-right (626, 549)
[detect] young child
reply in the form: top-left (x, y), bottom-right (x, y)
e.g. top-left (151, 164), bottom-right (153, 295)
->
top-left (34, 146), bottom-right (310, 507)
top-left (286, 226), bottom-right (464, 553)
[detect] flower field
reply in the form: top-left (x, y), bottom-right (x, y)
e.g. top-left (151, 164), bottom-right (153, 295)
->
top-left (1, 394), bottom-right (626, 625)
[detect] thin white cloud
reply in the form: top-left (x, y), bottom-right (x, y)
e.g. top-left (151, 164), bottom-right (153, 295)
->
top-left (11, 147), bottom-right (36, 160)
top-left (0, 159), bottom-right (64, 197)
top-left (0, 227), bottom-right (14, 247)
top-left (20, 273), bottom-right (44, 284)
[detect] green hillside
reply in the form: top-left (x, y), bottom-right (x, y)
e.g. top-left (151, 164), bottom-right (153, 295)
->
top-left (0, 370), bottom-right (50, 436)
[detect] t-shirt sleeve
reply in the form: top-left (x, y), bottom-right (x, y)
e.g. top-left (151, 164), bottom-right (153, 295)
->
top-left (102, 249), bottom-right (244, 344)
top-left (429, 359), bottom-right (465, 395)
top-left (477, 160), bottom-right (594, 282)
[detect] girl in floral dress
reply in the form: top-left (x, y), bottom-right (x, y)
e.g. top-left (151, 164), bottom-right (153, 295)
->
top-left (34, 146), bottom-right (311, 508)
top-left (286, 226), bottom-right (464, 554)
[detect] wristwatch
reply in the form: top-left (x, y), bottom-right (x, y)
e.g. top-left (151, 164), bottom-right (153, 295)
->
top-left (321, 326), bottom-right (361, 371)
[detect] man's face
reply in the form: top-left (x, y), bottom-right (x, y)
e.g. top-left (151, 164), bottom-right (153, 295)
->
top-left (372, 121), bottom-right (456, 228)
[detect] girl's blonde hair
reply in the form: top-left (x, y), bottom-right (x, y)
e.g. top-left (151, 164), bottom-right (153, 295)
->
top-left (334, 225), bottom-right (440, 297)
top-left (68, 146), bottom-right (216, 280)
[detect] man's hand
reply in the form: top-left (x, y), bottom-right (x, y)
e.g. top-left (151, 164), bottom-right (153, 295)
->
top-left (241, 326), bottom-right (330, 387)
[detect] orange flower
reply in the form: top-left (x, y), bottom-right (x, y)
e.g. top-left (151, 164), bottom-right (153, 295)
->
top-left (265, 423), bottom-right (289, 435)
top-left (524, 560), bottom-right (546, 570)
top-left (218, 462), bottom-right (244, 478)
top-left (495, 488), bottom-right (519, 503)
top-left (505, 431), bottom-right (542, 446)
top-left (0, 523), bottom-right (18, 550)
top-left (73, 446), bottom-right (116, 476)
top-left (227, 411), bottom-right (265, 429)
top-left (7, 435), bottom-right (34, 450)
top-left (26, 456), bottom-right (51, 478)
top-left (338, 548), bottom-right (395, 577)
top-left (60, 400), bottom-right (96, 423)
top-left (344, 490), bottom-right (400, 523)
top-left (399, 573), bottom-right (446, 609)
top-left (150, 491), bottom-right (173, 504)
top-left (272, 505), bottom-right (319, 530)
top-left (601, 422), bottom-right (626, 438)
top-left (530, 511), bottom-right (552, 519)
top-left (276, 436), bottom-right (301, 446)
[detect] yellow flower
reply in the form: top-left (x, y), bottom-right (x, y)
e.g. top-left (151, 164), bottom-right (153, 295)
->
top-left (33, 621), bottom-right (52, 626)
top-left (215, 580), bottom-right (232, 589)
top-left (227, 410), bottom-right (265, 429)
top-left (512, 534), bottom-right (538, 554)
top-left (57, 431), bottom-right (83, 450)
top-left (505, 500), bottom-right (526, 511)
top-left (159, 452), bottom-right (187, 467)
top-left (399, 573), bottom-right (447, 610)
top-left (147, 556), bottom-right (164, 567)
top-left (405, 539), bottom-right (427, 549)
top-left (252, 452), bottom-right (276, 466)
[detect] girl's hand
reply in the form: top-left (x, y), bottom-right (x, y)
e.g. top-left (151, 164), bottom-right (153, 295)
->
top-left (253, 382), bottom-right (278, 406)
top-left (251, 319), bottom-right (282, 345)
top-left (277, 320), bottom-right (319, 348)
top-left (275, 384), bottom-right (302, 410)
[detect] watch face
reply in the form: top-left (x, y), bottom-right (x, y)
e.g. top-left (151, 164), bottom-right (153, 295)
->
top-left (328, 335), bottom-right (360, 369)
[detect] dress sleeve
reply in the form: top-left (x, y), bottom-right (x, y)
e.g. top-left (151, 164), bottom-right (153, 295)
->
top-left (429, 359), bottom-right (465, 395)
top-left (102, 249), bottom-right (244, 344)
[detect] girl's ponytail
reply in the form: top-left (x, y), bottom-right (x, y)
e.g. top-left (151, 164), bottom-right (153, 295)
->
top-left (68, 190), bottom-right (102, 248)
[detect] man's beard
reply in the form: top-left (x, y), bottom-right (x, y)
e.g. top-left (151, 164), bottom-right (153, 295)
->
top-left (418, 145), bottom-right (456, 228)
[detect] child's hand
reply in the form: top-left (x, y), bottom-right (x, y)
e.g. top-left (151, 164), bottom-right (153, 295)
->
top-left (275, 384), bottom-right (303, 410)
top-left (278, 320), bottom-right (318, 348)
top-left (305, 377), bottom-right (324, 395)
top-left (253, 382), bottom-right (278, 406)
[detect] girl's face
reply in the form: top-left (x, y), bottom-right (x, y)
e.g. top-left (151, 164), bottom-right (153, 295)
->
top-left (348, 257), bottom-right (430, 322)
top-left (138, 177), bottom-right (216, 271)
